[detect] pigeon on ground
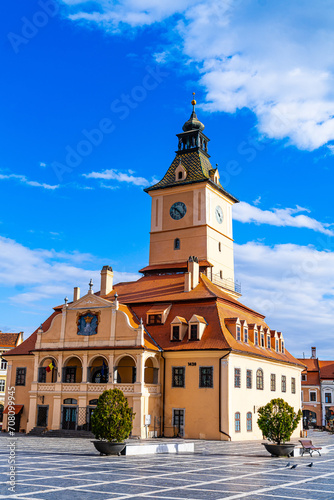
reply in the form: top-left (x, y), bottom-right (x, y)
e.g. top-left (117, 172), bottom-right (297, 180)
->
top-left (290, 464), bottom-right (298, 469)
top-left (285, 462), bottom-right (291, 467)
top-left (306, 463), bottom-right (313, 467)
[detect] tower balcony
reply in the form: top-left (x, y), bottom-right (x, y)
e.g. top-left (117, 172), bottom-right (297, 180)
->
top-left (211, 273), bottom-right (242, 296)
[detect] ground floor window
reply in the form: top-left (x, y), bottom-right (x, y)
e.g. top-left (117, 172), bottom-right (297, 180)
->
top-left (199, 367), bottom-right (213, 388)
top-left (235, 412), bottom-right (241, 432)
top-left (173, 409), bottom-right (185, 437)
top-left (246, 412), bottom-right (252, 431)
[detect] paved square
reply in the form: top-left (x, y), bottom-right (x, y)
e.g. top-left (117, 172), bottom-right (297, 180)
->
top-left (0, 431), bottom-right (334, 499)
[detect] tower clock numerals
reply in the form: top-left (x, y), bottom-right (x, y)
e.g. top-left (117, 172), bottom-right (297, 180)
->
top-left (215, 205), bottom-right (223, 224)
top-left (170, 201), bottom-right (187, 220)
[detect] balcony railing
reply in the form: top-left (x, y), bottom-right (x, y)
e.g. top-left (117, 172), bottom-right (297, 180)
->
top-left (211, 274), bottom-right (241, 294)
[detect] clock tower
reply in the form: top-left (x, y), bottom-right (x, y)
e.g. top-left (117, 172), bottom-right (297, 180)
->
top-left (144, 97), bottom-right (240, 295)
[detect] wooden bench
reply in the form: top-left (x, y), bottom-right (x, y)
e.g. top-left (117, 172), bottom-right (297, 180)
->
top-left (299, 439), bottom-right (322, 457)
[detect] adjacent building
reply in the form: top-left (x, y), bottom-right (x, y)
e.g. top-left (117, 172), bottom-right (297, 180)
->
top-left (0, 332), bottom-right (23, 428)
top-left (298, 347), bottom-right (334, 428)
top-left (3, 100), bottom-right (304, 440)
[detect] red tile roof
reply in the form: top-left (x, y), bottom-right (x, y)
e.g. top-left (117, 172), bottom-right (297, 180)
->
top-left (5, 312), bottom-right (60, 357)
top-left (0, 332), bottom-right (21, 348)
top-left (319, 360), bottom-right (334, 379)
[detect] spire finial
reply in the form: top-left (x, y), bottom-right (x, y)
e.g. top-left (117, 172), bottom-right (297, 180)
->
top-left (191, 92), bottom-right (196, 112)
top-left (89, 279), bottom-right (93, 291)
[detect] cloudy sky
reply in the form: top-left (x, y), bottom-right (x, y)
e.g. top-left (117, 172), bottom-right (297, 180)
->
top-left (2, 0), bottom-right (334, 358)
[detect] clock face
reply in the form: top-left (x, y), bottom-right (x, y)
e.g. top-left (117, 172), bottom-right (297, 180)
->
top-left (215, 205), bottom-right (223, 224)
top-left (170, 201), bottom-right (187, 220)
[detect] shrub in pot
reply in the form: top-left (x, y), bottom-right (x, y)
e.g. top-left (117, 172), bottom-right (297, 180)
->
top-left (91, 388), bottom-right (135, 455)
top-left (257, 398), bottom-right (302, 457)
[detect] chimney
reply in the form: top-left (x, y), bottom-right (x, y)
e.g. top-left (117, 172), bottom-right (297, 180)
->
top-left (101, 266), bottom-right (113, 295)
top-left (73, 287), bottom-right (80, 302)
top-left (184, 256), bottom-right (199, 291)
top-left (311, 346), bottom-right (316, 359)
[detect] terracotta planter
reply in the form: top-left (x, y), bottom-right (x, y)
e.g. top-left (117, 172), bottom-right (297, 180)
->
top-left (262, 443), bottom-right (295, 457)
top-left (92, 441), bottom-right (126, 456)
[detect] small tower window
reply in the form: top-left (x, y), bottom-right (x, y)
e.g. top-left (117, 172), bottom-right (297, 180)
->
top-left (174, 238), bottom-right (180, 250)
top-left (220, 270), bottom-right (223, 279)
top-left (218, 242), bottom-right (221, 252)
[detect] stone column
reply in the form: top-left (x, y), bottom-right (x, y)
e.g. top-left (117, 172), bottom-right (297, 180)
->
top-left (81, 354), bottom-right (88, 383)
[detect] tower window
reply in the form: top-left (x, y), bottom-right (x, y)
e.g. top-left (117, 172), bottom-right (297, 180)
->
top-left (218, 242), bottom-right (221, 252)
top-left (174, 238), bottom-right (180, 250)
top-left (178, 171), bottom-right (183, 179)
top-left (220, 270), bottom-right (223, 279)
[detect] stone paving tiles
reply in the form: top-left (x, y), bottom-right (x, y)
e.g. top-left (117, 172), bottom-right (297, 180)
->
top-left (0, 430), bottom-right (334, 499)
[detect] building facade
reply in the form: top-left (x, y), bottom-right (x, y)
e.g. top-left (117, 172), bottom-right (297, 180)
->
top-left (298, 348), bottom-right (322, 427)
top-left (0, 332), bottom-right (23, 428)
top-left (3, 101), bottom-right (304, 440)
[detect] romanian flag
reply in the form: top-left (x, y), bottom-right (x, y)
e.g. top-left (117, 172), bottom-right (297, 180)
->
top-left (46, 361), bottom-right (54, 373)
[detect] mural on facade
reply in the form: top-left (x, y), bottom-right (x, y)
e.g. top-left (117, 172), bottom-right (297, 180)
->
top-left (77, 312), bottom-right (98, 336)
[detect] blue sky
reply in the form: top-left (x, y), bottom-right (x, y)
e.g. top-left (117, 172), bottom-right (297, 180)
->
top-left (2, 0), bottom-right (334, 359)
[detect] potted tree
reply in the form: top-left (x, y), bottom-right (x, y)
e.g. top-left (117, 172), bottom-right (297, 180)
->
top-left (91, 388), bottom-right (135, 455)
top-left (257, 398), bottom-right (302, 457)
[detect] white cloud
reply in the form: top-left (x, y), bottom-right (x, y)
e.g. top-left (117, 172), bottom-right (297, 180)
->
top-left (83, 169), bottom-right (151, 187)
top-left (0, 173), bottom-right (59, 190)
top-left (0, 236), bottom-right (138, 306)
top-left (235, 241), bottom-right (334, 358)
top-left (234, 202), bottom-right (334, 236)
top-left (62, 0), bottom-right (334, 150)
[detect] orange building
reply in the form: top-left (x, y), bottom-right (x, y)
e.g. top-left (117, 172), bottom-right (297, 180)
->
top-left (3, 101), bottom-right (304, 440)
top-left (298, 348), bottom-right (322, 427)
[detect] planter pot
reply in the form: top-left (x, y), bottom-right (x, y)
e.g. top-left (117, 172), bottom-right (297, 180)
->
top-left (92, 441), bottom-right (126, 456)
top-left (262, 443), bottom-right (295, 457)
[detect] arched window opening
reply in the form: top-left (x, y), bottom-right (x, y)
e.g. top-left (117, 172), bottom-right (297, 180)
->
top-left (144, 358), bottom-right (159, 384)
top-left (62, 357), bottom-right (82, 383)
top-left (38, 357), bottom-right (57, 383)
top-left (114, 356), bottom-right (136, 383)
top-left (88, 356), bottom-right (109, 384)
top-left (256, 369), bottom-right (264, 390)
top-left (174, 238), bottom-right (180, 250)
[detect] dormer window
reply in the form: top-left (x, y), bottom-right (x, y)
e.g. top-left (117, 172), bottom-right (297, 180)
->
top-left (170, 316), bottom-right (188, 341)
top-left (244, 328), bottom-right (248, 343)
top-left (236, 326), bottom-right (241, 341)
top-left (188, 314), bottom-right (207, 341)
top-left (190, 324), bottom-right (198, 340)
top-left (254, 331), bottom-right (259, 346)
top-left (148, 314), bottom-right (162, 325)
top-left (261, 333), bottom-right (265, 347)
top-left (275, 340), bottom-right (279, 352)
top-left (146, 304), bottom-right (171, 326)
top-left (267, 335), bottom-right (271, 349)
top-left (172, 325), bottom-right (180, 341)
top-left (281, 341), bottom-right (285, 354)
top-left (175, 161), bottom-right (187, 182)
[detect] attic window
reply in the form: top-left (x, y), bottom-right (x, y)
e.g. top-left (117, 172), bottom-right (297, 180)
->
top-left (178, 171), bottom-right (182, 179)
top-left (146, 303), bottom-right (171, 325)
top-left (148, 314), bottom-right (162, 325)
top-left (172, 325), bottom-right (180, 341)
top-left (244, 328), bottom-right (248, 343)
top-left (236, 326), bottom-right (241, 341)
top-left (281, 341), bottom-right (285, 354)
top-left (267, 335), bottom-right (271, 349)
top-left (261, 333), bottom-right (265, 347)
top-left (254, 331), bottom-right (258, 346)
top-left (190, 324), bottom-right (198, 340)
top-left (275, 340), bottom-right (279, 352)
